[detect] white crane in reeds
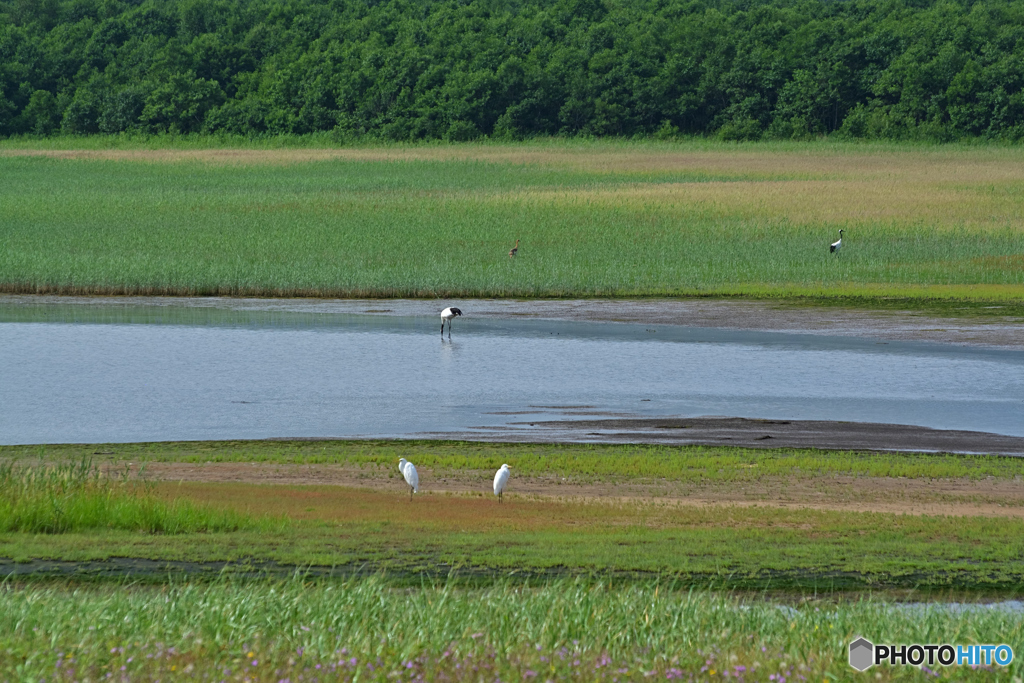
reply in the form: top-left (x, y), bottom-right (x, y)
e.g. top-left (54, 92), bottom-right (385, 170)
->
top-left (830, 229), bottom-right (844, 255)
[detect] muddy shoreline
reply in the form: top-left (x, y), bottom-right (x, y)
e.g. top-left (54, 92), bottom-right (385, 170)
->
top-left (429, 416), bottom-right (1024, 456)
top-left (3, 294), bottom-right (1024, 348)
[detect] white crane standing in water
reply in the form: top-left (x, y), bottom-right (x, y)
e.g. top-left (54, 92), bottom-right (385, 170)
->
top-left (830, 229), bottom-right (844, 255)
top-left (440, 307), bottom-right (462, 339)
top-left (398, 458), bottom-right (419, 500)
top-left (493, 463), bottom-right (511, 503)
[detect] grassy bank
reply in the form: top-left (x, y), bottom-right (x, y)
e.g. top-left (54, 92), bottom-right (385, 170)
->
top-left (2, 141), bottom-right (1023, 303)
top-left (6, 483), bottom-right (1022, 590)
top-left (3, 442), bottom-right (1024, 590)
top-left (8, 439), bottom-right (1024, 482)
top-left (2, 577), bottom-right (1020, 682)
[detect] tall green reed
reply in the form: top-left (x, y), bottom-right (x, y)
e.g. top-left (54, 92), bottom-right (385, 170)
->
top-left (0, 458), bottom-right (258, 533)
top-left (2, 154), bottom-right (1022, 299)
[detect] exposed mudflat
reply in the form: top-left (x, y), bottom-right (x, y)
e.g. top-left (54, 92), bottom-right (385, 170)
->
top-left (446, 416), bottom-right (1024, 455)
top-left (441, 298), bottom-right (1024, 350)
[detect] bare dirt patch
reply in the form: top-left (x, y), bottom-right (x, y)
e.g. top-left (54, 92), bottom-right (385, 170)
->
top-left (129, 460), bottom-right (1024, 518)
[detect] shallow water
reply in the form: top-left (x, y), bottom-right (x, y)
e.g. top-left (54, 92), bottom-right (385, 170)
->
top-left (1, 298), bottom-right (1022, 445)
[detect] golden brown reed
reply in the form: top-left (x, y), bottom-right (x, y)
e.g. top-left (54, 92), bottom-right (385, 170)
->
top-left (7, 144), bottom-right (1022, 232)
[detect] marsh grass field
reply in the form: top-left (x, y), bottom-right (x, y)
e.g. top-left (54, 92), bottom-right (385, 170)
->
top-left (2, 140), bottom-right (1023, 302)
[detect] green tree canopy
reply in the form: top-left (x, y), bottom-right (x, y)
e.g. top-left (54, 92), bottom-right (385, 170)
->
top-left (2, 0), bottom-right (1023, 140)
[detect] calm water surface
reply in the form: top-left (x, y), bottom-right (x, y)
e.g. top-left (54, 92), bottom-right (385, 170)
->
top-left (1, 299), bottom-right (1022, 444)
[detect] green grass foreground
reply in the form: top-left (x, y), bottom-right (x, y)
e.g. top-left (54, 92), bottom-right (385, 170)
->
top-left (0, 578), bottom-right (1020, 682)
top-left (2, 141), bottom-right (1023, 303)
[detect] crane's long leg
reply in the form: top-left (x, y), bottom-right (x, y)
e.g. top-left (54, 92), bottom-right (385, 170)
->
top-left (441, 322), bottom-right (444, 337)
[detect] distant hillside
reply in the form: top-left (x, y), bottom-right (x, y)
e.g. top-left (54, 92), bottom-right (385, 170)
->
top-left (2, 0), bottom-right (1022, 140)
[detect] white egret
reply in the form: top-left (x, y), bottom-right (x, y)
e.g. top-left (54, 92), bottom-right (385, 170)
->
top-left (398, 458), bottom-right (419, 500)
top-left (440, 307), bottom-right (462, 339)
top-left (493, 463), bottom-right (511, 503)
top-left (830, 229), bottom-right (844, 255)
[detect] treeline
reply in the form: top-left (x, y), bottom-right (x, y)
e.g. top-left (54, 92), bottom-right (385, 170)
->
top-left (2, 0), bottom-right (1024, 141)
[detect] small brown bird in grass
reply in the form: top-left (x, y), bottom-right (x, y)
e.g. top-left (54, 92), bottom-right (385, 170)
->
top-left (509, 239), bottom-right (520, 258)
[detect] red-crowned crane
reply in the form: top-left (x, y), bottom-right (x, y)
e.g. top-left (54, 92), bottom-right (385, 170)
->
top-left (398, 458), bottom-right (419, 500)
top-left (441, 307), bottom-right (462, 339)
top-left (830, 229), bottom-right (844, 255)
top-left (493, 463), bottom-right (511, 503)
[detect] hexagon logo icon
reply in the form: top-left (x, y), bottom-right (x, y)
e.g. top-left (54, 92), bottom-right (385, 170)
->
top-left (849, 637), bottom-right (874, 671)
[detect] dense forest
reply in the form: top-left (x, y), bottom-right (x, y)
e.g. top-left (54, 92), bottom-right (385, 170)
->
top-left (2, 0), bottom-right (1023, 140)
